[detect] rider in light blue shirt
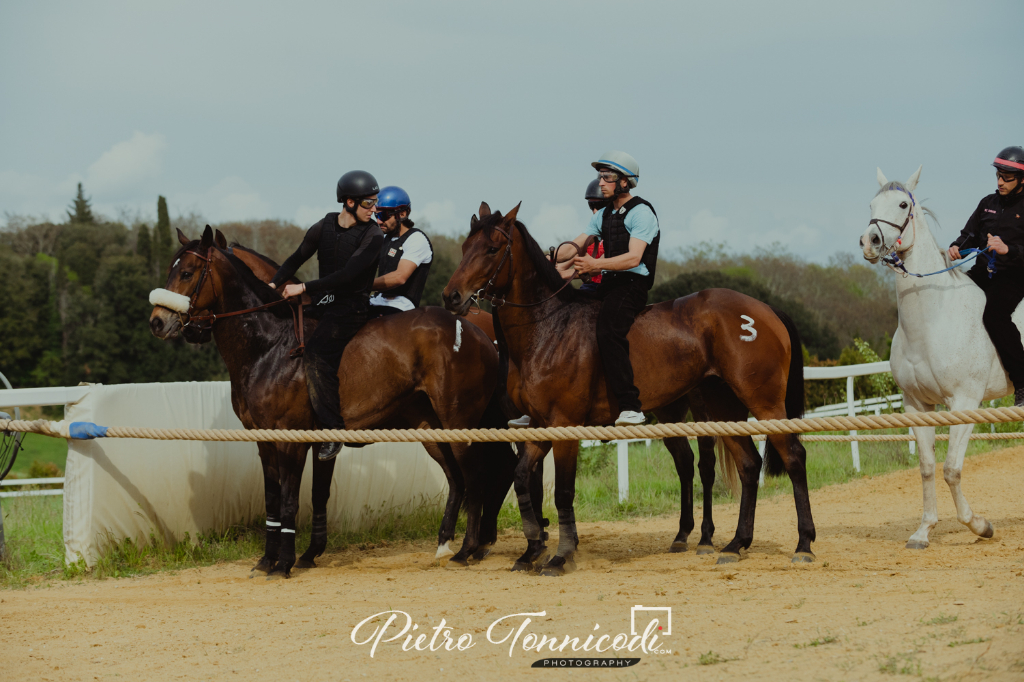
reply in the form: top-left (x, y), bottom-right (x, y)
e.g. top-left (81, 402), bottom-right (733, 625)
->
top-left (583, 203), bottom-right (659, 277)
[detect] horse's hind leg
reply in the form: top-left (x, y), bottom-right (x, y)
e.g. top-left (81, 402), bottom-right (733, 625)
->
top-left (944, 417), bottom-right (993, 539)
top-left (421, 441), bottom-right (465, 561)
top-left (297, 444), bottom-right (334, 568)
top-left (252, 443), bottom-right (281, 576)
top-left (695, 436), bottom-right (717, 553)
top-left (764, 432), bottom-right (816, 561)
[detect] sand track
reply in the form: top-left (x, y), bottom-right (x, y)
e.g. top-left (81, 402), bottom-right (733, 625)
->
top-left (3, 447), bottom-right (1023, 681)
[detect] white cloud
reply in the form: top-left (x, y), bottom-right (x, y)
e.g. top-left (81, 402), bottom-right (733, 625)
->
top-left (203, 177), bottom-right (271, 222)
top-left (85, 131), bottom-right (166, 196)
top-left (526, 203), bottom-right (582, 243)
top-left (689, 208), bottom-right (729, 234)
top-left (294, 205), bottom-right (336, 227)
top-left (413, 199), bottom-right (461, 235)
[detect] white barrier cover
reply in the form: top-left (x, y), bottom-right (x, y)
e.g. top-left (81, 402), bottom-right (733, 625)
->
top-left (63, 382), bottom-right (451, 566)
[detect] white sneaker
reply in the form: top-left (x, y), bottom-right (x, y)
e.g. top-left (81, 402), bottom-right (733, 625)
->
top-left (508, 415), bottom-right (531, 428)
top-left (614, 410), bottom-right (646, 426)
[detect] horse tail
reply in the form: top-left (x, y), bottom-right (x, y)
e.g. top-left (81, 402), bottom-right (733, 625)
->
top-left (714, 436), bottom-right (742, 499)
top-left (763, 306), bottom-right (805, 477)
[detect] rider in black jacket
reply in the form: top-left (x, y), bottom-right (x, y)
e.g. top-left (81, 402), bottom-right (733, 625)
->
top-left (270, 170), bottom-right (384, 460)
top-left (948, 146), bottom-right (1024, 405)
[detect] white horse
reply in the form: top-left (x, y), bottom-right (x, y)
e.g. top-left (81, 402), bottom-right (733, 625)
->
top-left (860, 166), bottom-right (1017, 549)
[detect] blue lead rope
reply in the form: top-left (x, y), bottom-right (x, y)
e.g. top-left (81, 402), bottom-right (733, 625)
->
top-left (883, 247), bottom-right (995, 279)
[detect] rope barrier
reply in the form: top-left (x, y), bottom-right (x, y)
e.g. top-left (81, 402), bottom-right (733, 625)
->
top-left (3, 405), bottom-right (1024, 444)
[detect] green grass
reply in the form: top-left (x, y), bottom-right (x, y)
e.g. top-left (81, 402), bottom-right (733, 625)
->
top-left (6, 433), bottom-right (68, 478)
top-left (1, 432), bottom-right (1019, 588)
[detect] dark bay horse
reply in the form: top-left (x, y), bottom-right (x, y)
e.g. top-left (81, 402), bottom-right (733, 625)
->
top-left (443, 203), bottom-right (812, 575)
top-left (150, 226), bottom-right (516, 577)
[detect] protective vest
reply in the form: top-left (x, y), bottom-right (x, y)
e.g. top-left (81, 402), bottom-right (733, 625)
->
top-left (376, 227), bottom-right (433, 308)
top-left (316, 212), bottom-right (378, 302)
top-left (600, 197), bottom-right (660, 288)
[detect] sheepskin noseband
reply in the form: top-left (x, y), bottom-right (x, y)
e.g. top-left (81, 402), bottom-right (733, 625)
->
top-left (149, 288), bottom-right (191, 313)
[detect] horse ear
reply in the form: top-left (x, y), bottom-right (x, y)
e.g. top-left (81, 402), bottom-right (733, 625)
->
top-left (906, 165), bottom-right (922, 191)
top-left (876, 168), bottom-right (889, 188)
top-left (177, 228), bottom-right (190, 246)
top-left (214, 229), bottom-right (227, 249)
top-left (479, 202), bottom-right (491, 218)
top-left (504, 202), bottom-right (522, 225)
top-left (200, 225), bottom-right (214, 248)
top-left (470, 214), bottom-right (479, 231)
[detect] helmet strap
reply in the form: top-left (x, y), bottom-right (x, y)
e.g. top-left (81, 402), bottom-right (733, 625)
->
top-left (343, 198), bottom-right (359, 216)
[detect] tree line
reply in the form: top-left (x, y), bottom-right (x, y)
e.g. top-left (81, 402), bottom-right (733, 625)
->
top-left (0, 187), bottom-right (898, 409)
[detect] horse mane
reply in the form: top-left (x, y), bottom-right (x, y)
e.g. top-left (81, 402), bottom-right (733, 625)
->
top-left (229, 242), bottom-right (290, 275)
top-left (471, 212), bottom-right (580, 304)
top-left (220, 250), bottom-right (292, 316)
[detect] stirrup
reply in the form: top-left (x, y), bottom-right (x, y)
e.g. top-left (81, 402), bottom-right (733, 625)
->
top-left (318, 442), bottom-right (342, 461)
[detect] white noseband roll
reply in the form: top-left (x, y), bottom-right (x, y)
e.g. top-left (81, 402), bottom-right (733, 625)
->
top-left (149, 288), bottom-right (191, 313)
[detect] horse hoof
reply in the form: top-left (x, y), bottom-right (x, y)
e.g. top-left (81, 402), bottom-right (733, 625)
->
top-left (435, 542), bottom-right (454, 560)
top-left (251, 558), bottom-right (272, 574)
top-left (695, 545), bottom-right (716, 556)
top-left (669, 541), bottom-right (688, 553)
top-left (716, 552), bottom-right (739, 565)
top-left (905, 540), bottom-right (929, 550)
top-left (447, 556), bottom-right (470, 568)
top-left (294, 558), bottom-right (316, 569)
top-left (791, 552), bottom-right (815, 563)
top-left (471, 546), bottom-right (492, 562)
top-left (980, 520), bottom-right (994, 539)
top-left (539, 556), bottom-right (575, 577)
top-left (266, 570), bottom-right (291, 581)
top-left (511, 561), bottom-right (534, 573)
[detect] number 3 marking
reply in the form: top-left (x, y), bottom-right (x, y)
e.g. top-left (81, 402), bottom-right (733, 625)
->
top-left (740, 315), bottom-right (757, 342)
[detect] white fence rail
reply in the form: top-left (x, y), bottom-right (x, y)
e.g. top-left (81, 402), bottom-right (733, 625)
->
top-left (0, 477), bottom-right (65, 499)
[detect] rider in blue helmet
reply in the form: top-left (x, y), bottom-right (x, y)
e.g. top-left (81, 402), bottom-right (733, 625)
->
top-left (368, 186), bottom-right (434, 319)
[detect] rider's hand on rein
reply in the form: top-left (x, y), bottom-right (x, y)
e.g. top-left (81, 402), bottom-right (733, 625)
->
top-left (986, 233), bottom-right (1009, 256)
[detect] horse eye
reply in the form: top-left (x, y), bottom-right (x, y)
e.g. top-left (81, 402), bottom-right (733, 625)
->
top-left (181, 271), bottom-right (193, 281)
top-left (487, 247), bottom-right (499, 255)
top-left (899, 202), bottom-right (908, 209)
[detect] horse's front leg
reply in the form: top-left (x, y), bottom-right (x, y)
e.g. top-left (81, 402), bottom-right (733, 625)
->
top-left (252, 443), bottom-right (280, 576)
top-left (539, 439), bottom-right (579, 577)
top-left (905, 396), bottom-right (938, 549)
top-left (663, 436), bottom-right (695, 552)
top-left (268, 454), bottom-right (305, 579)
top-left (511, 440), bottom-right (551, 572)
top-left (944, 419), bottom-right (993, 539)
top-left (297, 443), bottom-right (334, 568)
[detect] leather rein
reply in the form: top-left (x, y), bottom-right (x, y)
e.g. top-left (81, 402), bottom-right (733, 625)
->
top-left (472, 222), bottom-right (590, 308)
top-left (178, 246), bottom-right (306, 357)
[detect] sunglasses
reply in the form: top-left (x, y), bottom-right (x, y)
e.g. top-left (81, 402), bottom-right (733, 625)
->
top-left (374, 208), bottom-right (399, 222)
top-left (997, 170), bottom-right (1020, 183)
top-left (355, 197), bottom-right (377, 209)
top-left (597, 171), bottom-right (621, 184)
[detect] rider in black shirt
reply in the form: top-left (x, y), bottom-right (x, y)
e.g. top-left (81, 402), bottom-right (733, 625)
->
top-left (948, 146), bottom-right (1024, 405)
top-left (270, 170), bottom-right (384, 460)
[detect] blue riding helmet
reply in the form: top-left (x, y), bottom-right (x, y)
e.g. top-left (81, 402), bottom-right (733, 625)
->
top-left (376, 186), bottom-right (411, 211)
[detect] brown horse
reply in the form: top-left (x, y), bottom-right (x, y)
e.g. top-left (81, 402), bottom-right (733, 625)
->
top-left (443, 203), bottom-right (813, 575)
top-left (150, 226), bottom-right (516, 577)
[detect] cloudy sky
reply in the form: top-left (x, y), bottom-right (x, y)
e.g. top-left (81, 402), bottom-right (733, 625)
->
top-left (1, 1), bottom-right (1019, 260)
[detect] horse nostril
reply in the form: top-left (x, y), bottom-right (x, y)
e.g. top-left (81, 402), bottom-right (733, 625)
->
top-left (872, 235), bottom-right (880, 245)
top-left (150, 317), bottom-right (164, 334)
top-left (859, 236), bottom-right (865, 248)
top-left (449, 292), bottom-right (461, 307)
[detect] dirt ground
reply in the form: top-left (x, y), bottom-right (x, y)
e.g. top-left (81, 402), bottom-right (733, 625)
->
top-left (2, 447), bottom-right (1023, 682)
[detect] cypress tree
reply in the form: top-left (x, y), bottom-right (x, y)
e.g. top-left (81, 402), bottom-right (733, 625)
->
top-left (154, 196), bottom-right (171, 275)
top-left (67, 183), bottom-right (95, 223)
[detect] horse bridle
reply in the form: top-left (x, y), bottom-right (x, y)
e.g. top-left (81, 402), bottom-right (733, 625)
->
top-left (472, 222), bottom-right (585, 308)
top-left (172, 245), bottom-right (306, 356)
top-left (868, 189), bottom-right (916, 276)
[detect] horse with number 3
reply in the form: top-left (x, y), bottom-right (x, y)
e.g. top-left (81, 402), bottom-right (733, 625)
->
top-left (861, 166), bottom-right (1007, 549)
top-left (444, 202), bottom-right (815, 575)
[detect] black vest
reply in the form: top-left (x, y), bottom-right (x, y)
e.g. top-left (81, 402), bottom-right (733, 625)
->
top-left (315, 212), bottom-right (378, 302)
top-left (376, 227), bottom-right (433, 308)
top-left (599, 197), bottom-right (660, 288)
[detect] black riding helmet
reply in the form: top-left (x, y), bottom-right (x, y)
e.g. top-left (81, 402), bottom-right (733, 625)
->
top-left (586, 178), bottom-right (609, 211)
top-left (336, 170), bottom-right (380, 203)
top-left (993, 146), bottom-right (1024, 178)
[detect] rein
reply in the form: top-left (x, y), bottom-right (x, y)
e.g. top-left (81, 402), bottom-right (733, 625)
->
top-left (178, 247), bottom-right (307, 357)
top-left (472, 223), bottom-right (585, 308)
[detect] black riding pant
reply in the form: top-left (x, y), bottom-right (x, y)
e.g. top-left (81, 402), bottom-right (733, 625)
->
top-left (303, 300), bottom-right (369, 430)
top-left (595, 272), bottom-right (649, 413)
top-left (969, 266), bottom-right (1024, 387)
